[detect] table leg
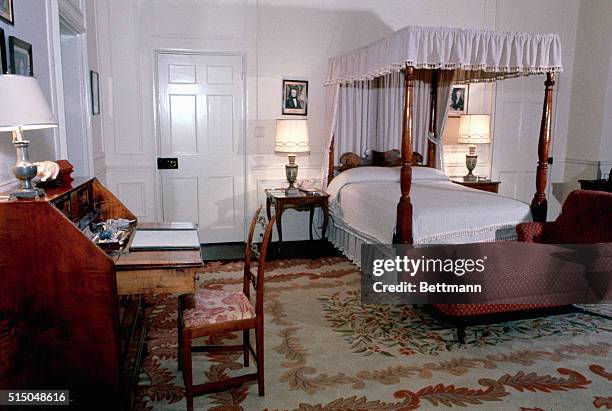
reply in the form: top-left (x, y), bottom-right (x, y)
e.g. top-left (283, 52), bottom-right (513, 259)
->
top-left (275, 206), bottom-right (283, 246)
top-left (309, 205), bottom-right (314, 241)
top-left (321, 201), bottom-right (329, 241)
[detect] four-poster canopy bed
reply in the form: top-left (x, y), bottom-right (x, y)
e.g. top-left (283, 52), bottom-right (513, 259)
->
top-left (321, 25), bottom-right (562, 246)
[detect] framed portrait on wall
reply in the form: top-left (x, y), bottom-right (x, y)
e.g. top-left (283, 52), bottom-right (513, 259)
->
top-left (9, 36), bottom-right (33, 76)
top-left (90, 71), bottom-right (100, 115)
top-left (0, 28), bottom-right (7, 74)
top-left (0, 0), bottom-right (14, 25)
top-left (282, 79), bottom-right (308, 116)
top-left (449, 84), bottom-right (468, 116)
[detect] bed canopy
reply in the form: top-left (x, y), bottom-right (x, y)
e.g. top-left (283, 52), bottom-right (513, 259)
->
top-left (322, 25), bottom-right (562, 244)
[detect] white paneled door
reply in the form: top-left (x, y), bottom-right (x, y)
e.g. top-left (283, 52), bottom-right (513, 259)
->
top-left (157, 53), bottom-right (245, 243)
top-left (491, 76), bottom-right (552, 205)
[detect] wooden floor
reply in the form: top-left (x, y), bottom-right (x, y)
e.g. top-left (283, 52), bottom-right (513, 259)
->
top-left (201, 240), bottom-right (339, 261)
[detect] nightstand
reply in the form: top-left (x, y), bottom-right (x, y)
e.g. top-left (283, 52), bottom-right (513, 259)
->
top-left (451, 178), bottom-right (500, 193)
top-left (265, 189), bottom-right (329, 246)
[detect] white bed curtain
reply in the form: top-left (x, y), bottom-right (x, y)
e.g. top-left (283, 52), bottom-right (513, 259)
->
top-left (321, 25), bottom-right (563, 189)
top-left (323, 69), bottom-right (455, 188)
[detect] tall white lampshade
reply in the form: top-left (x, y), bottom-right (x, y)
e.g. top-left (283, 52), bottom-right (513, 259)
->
top-left (275, 119), bottom-right (310, 194)
top-left (0, 75), bottom-right (57, 132)
top-left (0, 75), bottom-right (58, 199)
top-left (457, 114), bottom-right (491, 181)
top-left (458, 114), bottom-right (491, 145)
top-left (274, 119), bottom-right (310, 154)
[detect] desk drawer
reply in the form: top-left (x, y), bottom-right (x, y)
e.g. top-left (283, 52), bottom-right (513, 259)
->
top-left (116, 267), bottom-right (197, 296)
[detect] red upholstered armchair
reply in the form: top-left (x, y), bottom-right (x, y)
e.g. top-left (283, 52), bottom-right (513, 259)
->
top-left (517, 189), bottom-right (612, 244)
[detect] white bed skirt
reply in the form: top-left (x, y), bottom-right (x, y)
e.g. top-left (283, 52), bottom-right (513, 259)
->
top-left (328, 215), bottom-right (518, 268)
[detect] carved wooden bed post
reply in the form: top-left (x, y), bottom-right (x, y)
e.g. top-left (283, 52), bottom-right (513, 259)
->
top-left (427, 70), bottom-right (438, 168)
top-left (530, 72), bottom-right (555, 222)
top-left (327, 136), bottom-right (335, 185)
top-left (396, 65), bottom-right (415, 244)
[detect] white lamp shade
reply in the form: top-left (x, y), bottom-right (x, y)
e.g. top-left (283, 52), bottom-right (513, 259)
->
top-left (458, 114), bottom-right (491, 144)
top-left (275, 119), bottom-right (310, 153)
top-left (0, 75), bottom-right (58, 132)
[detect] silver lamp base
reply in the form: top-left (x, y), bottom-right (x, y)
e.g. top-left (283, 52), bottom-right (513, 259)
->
top-left (285, 153), bottom-right (300, 195)
top-left (10, 132), bottom-right (45, 199)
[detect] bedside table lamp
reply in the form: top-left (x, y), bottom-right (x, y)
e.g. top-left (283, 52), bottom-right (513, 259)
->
top-left (0, 75), bottom-right (58, 199)
top-left (458, 114), bottom-right (490, 181)
top-left (275, 119), bottom-right (310, 195)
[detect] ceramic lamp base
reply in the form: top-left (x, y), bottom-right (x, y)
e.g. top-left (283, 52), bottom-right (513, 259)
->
top-left (464, 154), bottom-right (478, 181)
top-left (285, 153), bottom-right (299, 195)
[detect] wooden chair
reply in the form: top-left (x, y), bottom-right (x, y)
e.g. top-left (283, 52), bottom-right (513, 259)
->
top-left (178, 205), bottom-right (275, 410)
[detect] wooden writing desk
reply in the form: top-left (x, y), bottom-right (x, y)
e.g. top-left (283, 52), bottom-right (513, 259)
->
top-left (0, 177), bottom-right (202, 409)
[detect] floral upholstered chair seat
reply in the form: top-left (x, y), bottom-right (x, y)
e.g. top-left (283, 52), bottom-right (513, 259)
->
top-left (180, 289), bottom-right (255, 329)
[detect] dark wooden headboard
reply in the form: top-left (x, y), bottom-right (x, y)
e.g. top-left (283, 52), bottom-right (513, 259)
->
top-left (333, 149), bottom-right (426, 176)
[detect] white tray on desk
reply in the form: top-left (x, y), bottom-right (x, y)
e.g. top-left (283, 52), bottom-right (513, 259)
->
top-left (130, 229), bottom-right (200, 251)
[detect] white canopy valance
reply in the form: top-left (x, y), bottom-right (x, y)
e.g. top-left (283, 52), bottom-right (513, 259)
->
top-left (325, 25), bottom-right (562, 85)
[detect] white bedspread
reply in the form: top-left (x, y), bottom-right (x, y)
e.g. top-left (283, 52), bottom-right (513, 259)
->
top-left (328, 167), bottom-right (532, 244)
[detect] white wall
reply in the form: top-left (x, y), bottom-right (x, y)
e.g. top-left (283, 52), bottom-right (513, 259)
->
top-left (562, 0), bottom-right (612, 197)
top-left (95, 0), bottom-right (594, 238)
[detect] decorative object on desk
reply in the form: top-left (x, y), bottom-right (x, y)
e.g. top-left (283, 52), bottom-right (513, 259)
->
top-left (275, 118), bottom-right (310, 195)
top-left (32, 161), bottom-right (60, 182)
top-left (55, 159), bottom-right (74, 185)
top-left (0, 75), bottom-right (58, 199)
top-left (90, 70), bottom-right (100, 115)
top-left (0, 0), bottom-right (13, 25)
top-left (449, 84), bottom-right (468, 115)
top-left (0, 27), bottom-right (7, 74)
top-left (282, 79), bottom-right (308, 116)
top-left (458, 114), bottom-right (491, 181)
top-left (9, 36), bottom-right (33, 76)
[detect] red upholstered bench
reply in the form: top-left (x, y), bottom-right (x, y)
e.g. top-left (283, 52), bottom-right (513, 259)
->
top-left (432, 189), bottom-right (612, 338)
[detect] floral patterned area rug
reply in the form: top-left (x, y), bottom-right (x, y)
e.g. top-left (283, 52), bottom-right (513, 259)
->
top-left (135, 256), bottom-right (612, 411)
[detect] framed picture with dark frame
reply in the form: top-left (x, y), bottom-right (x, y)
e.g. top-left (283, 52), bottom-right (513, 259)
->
top-left (282, 79), bottom-right (308, 116)
top-left (0, 0), bottom-right (14, 25)
top-left (90, 71), bottom-right (100, 115)
top-left (0, 28), bottom-right (7, 74)
top-left (9, 36), bottom-right (33, 76)
top-left (448, 84), bottom-right (468, 116)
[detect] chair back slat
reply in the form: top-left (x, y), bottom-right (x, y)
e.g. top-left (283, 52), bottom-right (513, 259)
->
top-left (243, 205), bottom-right (263, 297)
top-left (243, 205), bottom-right (275, 316)
top-left (254, 213), bottom-right (275, 316)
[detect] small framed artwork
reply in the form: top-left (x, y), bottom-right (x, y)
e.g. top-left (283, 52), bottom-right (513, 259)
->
top-left (282, 79), bottom-right (308, 116)
top-left (0, 0), bottom-right (14, 25)
top-left (0, 28), bottom-right (7, 74)
top-left (449, 84), bottom-right (468, 116)
top-left (9, 36), bottom-right (33, 76)
top-left (90, 71), bottom-right (100, 115)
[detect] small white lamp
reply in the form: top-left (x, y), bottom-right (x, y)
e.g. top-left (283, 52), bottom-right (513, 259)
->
top-left (458, 114), bottom-right (491, 181)
top-left (0, 75), bottom-right (58, 198)
top-left (275, 119), bottom-right (310, 195)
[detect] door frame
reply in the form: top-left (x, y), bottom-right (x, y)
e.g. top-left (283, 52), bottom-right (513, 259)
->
top-left (47, 0), bottom-right (94, 176)
top-left (153, 50), bottom-right (248, 241)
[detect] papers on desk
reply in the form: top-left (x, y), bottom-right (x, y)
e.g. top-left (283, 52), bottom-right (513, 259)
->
top-left (130, 229), bottom-right (201, 251)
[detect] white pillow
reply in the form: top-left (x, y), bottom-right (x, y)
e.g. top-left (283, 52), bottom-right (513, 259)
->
top-left (411, 166), bottom-right (451, 182)
top-left (327, 166), bottom-right (449, 202)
